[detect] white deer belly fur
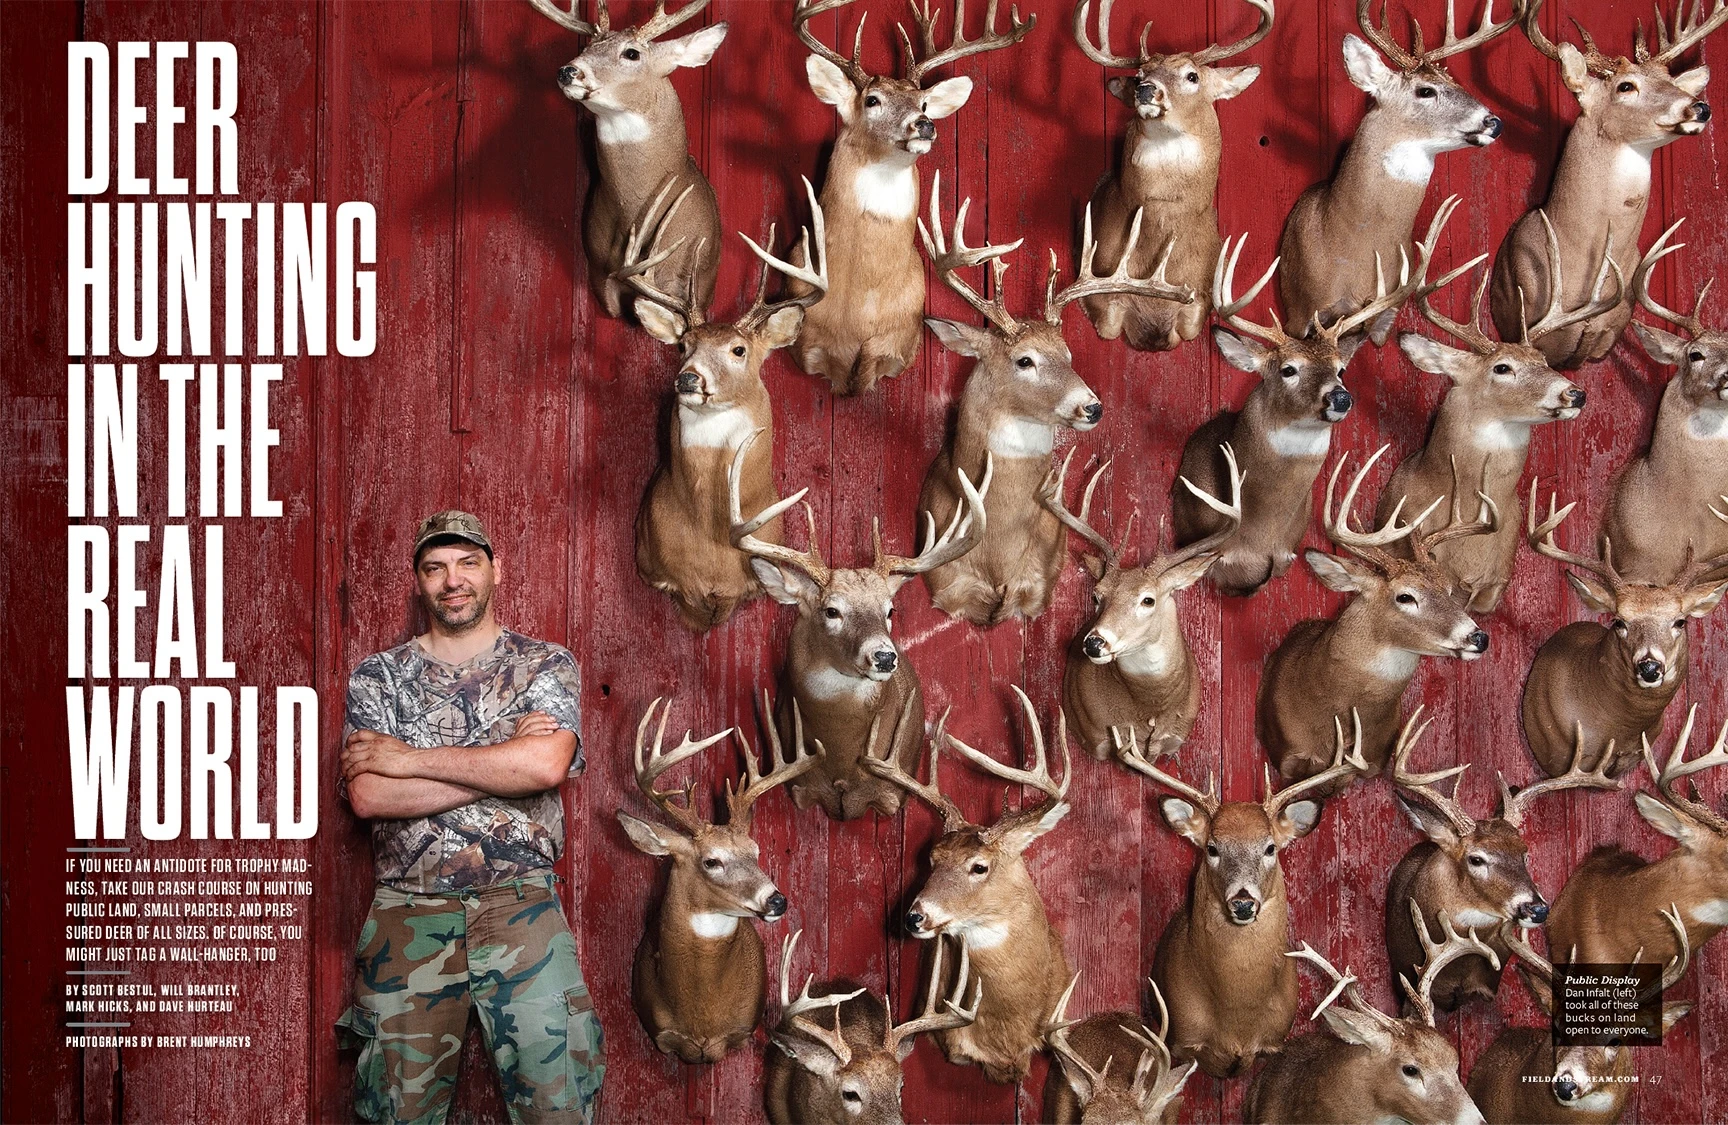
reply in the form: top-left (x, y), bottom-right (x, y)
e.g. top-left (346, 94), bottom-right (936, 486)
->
top-left (988, 418), bottom-right (1054, 458)
top-left (1381, 140), bottom-right (1440, 185)
top-left (678, 405), bottom-right (754, 451)
top-left (852, 163), bottom-right (917, 220)
top-left (801, 665), bottom-right (877, 701)
top-left (1692, 899), bottom-right (1728, 926)
top-left (591, 107), bottom-right (651, 146)
top-left (1265, 422), bottom-right (1331, 458)
top-left (688, 912), bottom-right (740, 939)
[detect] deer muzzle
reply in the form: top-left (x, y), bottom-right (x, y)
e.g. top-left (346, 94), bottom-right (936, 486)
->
top-left (1459, 629), bottom-right (1490, 660)
top-left (1321, 386), bottom-right (1353, 422)
top-left (1134, 80), bottom-right (1168, 118)
top-left (1081, 630), bottom-right (1112, 663)
top-left (903, 905), bottom-right (943, 939)
top-left (1635, 657), bottom-right (1666, 687)
top-left (869, 648), bottom-right (898, 678)
top-left (1551, 385), bottom-right (1586, 418)
top-left (557, 64), bottom-right (595, 101)
top-left (1553, 1074), bottom-right (1582, 1104)
top-left (761, 891), bottom-right (789, 922)
top-left (1227, 891), bottom-right (1260, 925)
top-left (1466, 114), bottom-right (1503, 146)
top-left (1515, 898), bottom-right (1549, 925)
top-left (676, 370), bottom-right (702, 397)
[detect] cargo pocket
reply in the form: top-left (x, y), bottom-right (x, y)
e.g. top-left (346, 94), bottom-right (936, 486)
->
top-left (563, 984), bottom-right (606, 1121)
top-left (336, 1003), bottom-right (389, 1123)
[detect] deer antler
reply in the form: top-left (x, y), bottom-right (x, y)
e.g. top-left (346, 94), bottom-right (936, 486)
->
top-left (1044, 973), bottom-right (1114, 1097)
top-left (527, 0), bottom-right (605, 36)
top-left (1212, 233), bottom-right (1291, 347)
top-left (725, 690), bottom-right (825, 831)
top-left (1041, 451), bottom-right (1124, 569)
top-left (875, 455), bottom-right (992, 578)
top-left (1408, 455), bottom-right (1499, 563)
top-left (1416, 265), bottom-right (1497, 356)
top-left (1114, 724), bottom-right (1221, 816)
top-left (793, 0), bottom-right (872, 88)
top-left (728, 429), bottom-right (832, 588)
top-left (1287, 941), bottom-right (1405, 1038)
top-left (1360, 0), bottom-right (1521, 70)
top-left (1399, 903), bottom-right (1501, 1028)
top-left (1634, 219), bottom-right (1714, 340)
top-left (1075, 0), bottom-right (1273, 69)
top-left (736, 176), bottom-right (829, 331)
top-left (1263, 708), bottom-right (1371, 820)
top-left (1322, 195), bottom-right (1475, 343)
top-left (1522, 0), bottom-right (1618, 77)
top-left (1044, 206), bottom-right (1194, 325)
top-left (1321, 445), bottom-right (1446, 570)
top-left (1647, 0), bottom-right (1728, 65)
top-left (1497, 719), bottom-right (1620, 828)
top-left (1519, 212), bottom-right (1625, 344)
top-left (776, 929), bottom-right (866, 1066)
top-left (1193, 0), bottom-right (1277, 64)
top-left (1524, 479), bottom-right (1626, 595)
top-left (1389, 705), bottom-right (1476, 836)
top-left (632, 0), bottom-right (713, 42)
top-left (900, 0), bottom-right (1038, 86)
top-left (886, 933), bottom-right (982, 1054)
top-left (947, 687), bottom-right (1073, 843)
top-left (1643, 704), bottom-right (1728, 834)
top-left (614, 179), bottom-right (705, 328)
top-left (919, 171), bottom-right (1025, 334)
top-left (633, 697), bottom-right (733, 835)
top-left (1159, 445), bottom-right (1247, 573)
top-left (861, 701), bottom-right (971, 832)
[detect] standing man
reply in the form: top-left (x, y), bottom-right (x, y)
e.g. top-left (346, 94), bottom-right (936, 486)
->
top-left (336, 511), bottom-right (604, 1125)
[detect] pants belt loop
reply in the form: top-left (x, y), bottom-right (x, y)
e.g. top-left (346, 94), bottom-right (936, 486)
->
top-left (513, 879), bottom-right (527, 901)
top-left (405, 893), bottom-right (416, 909)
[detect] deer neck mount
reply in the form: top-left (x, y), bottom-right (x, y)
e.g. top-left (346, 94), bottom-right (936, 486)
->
top-left (1069, 0), bottom-right (1273, 351)
top-left (1043, 973), bottom-right (1198, 1124)
top-left (1274, 0), bottom-right (1511, 344)
top-left (617, 694), bottom-right (822, 1064)
top-left (862, 688), bottom-right (1074, 1084)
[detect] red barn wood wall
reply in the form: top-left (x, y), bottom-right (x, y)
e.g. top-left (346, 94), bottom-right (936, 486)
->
top-left (2, 1), bottom-right (1726, 1122)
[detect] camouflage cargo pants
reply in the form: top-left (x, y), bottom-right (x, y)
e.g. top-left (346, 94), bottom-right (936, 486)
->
top-left (336, 875), bottom-right (605, 1125)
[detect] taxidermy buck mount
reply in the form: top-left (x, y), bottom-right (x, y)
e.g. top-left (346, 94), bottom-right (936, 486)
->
top-left (728, 428), bottom-right (990, 821)
top-left (1603, 220), bottom-right (1728, 584)
top-left (790, 0), bottom-right (1035, 395)
top-left (1383, 707), bottom-right (1618, 1016)
top-left (1489, 0), bottom-right (1726, 369)
top-left (619, 179), bottom-right (829, 630)
top-left (1121, 720), bottom-right (1368, 1080)
top-left (1244, 922), bottom-right (1498, 1125)
top-left (1043, 446), bottom-right (1243, 760)
top-left (1041, 973), bottom-right (1198, 1125)
top-left (764, 928), bottom-right (980, 1125)
top-left (1521, 483), bottom-right (1728, 778)
top-left (1071, 0), bottom-right (1274, 351)
top-left (1376, 218), bottom-right (1619, 612)
top-left (1173, 199), bottom-right (1470, 597)
top-left (530, 0), bottom-right (728, 319)
top-left (862, 688), bottom-right (1074, 1084)
top-left (917, 177), bottom-right (1194, 625)
top-left (1257, 444), bottom-right (1498, 787)
top-left (617, 695), bottom-right (821, 1064)
top-left (1276, 0), bottom-right (1514, 344)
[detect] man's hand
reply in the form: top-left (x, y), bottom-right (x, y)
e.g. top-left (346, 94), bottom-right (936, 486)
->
top-left (513, 711), bottom-right (559, 739)
top-left (342, 729), bottom-right (423, 781)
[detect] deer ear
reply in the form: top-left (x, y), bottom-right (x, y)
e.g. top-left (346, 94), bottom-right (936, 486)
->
top-left (926, 317), bottom-right (991, 357)
top-left (1394, 793), bottom-right (1461, 849)
top-left (1683, 578), bottom-right (1728, 618)
top-left (1162, 553), bottom-right (1218, 592)
top-left (654, 22), bottom-right (728, 74)
top-left (1630, 322), bottom-right (1688, 367)
top-left (1341, 34), bottom-right (1395, 96)
top-left (617, 810), bottom-right (686, 857)
top-left (1318, 1004), bottom-right (1394, 1051)
top-left (1159, 796), bottom-right (1210, 847)
top-left (758, 307), bottom-right (805, 351)
top-left (921, 76), bottom-right (974, 120)
top-left (1210, 65), bottom-right (1261, 100)
top-left (1662, 1001), bottom-right (1694, 1031)
top-left (1336, 332), bottom-right (1367, 365)
top-left (1278, 799), bottom-right (1325, 841)
top-left (1081, 554), bottom-right (1107, 580)
top-left (805, 55), bottom-right (858, 118)
top-left (1305, 549), bottom-right (1371, 594)
top-left (635, 299), bottom-right (687, 345)
top-left (998, 801), bottom-right (1072, 854)
top-left (1107, 74), bottom-right (1138, 104)
top-left (774, 1034), bottom-right (843, 1077)
top-left (1633, 791), bottom-right (1696, 845)
top-left (1562, 571), bottom-right (1615, 614)
top-left (1212, 328), bottom-right (1267, 373)
top-left (1674, 66), bottom-right (1710, 97)
top-left (1398, 333), bottom-right (1470, 380)
top-left (1557, 43), bottom-right (1592, 94)
top-left (751, 558), bottom-right (821, 606)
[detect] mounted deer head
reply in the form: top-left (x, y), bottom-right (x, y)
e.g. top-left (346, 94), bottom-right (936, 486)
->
top-left (1042, 973), bottom-right (1198, 1124)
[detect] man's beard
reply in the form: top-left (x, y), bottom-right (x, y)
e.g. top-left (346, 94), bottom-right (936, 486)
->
top-left (427, 586), bottom-right (491, 631)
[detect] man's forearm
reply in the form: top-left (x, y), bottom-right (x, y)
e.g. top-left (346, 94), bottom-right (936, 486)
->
top-left (405, 732), bottom-right (576, 797)
top-left (348, 773), bottom-right (485, 820)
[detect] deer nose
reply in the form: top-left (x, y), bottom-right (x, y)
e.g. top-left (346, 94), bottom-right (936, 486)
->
top-left (1082, 633), bottom-right (1107, 660)
top-left (871, 649), bottom-right (897, 673)
top-left (1082, 402), bottom-right (1104, 424)
top-left (557, 64), bottom-right (578, 85)
top-left (1228, 894), bottom-right (1259, 924)
top-left (1691, 101), bottom-right (1711, 122)
top-left (763, 892), bottom-right (788, 920)
top-left (1636, 658), bottom-right (1664, 685)
top-left (1563, 386), bottom-right (1586, 409)
top-left (1520, 900), bottom-right (1550, 924)
top-left (1480, 114), bottom-right (1503, 138)
top-left (913, 116), bottom-right (935, 139)
top-left (904, 909), bottom-right (925, 933)
top-left (1323, 387), bottom-right (1353, 419)
top-left (675, 371), bottom-right (700, 394)
top-left (1554, 1076), bottom-right (1581, 1102)
top-left (1465, 630), bottom-right (1490, 654)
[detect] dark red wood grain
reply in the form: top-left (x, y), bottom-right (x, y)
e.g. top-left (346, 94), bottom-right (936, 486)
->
top-left (2, 2), bottom-right (1725, 1122)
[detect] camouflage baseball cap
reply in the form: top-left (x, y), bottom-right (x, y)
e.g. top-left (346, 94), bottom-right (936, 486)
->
top-left (413, 510), bottom-right (493, 561)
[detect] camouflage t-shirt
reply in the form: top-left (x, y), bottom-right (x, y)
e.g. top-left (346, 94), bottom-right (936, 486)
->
top-left (342, 629), bottom-right (584, 892)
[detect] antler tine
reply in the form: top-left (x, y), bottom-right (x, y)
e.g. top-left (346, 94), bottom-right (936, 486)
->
top-left (634, 0), bottom-right (711, 42)
top-left (1499, 916), bottom-right (1555, 982)
top-left (918, 171), bottom-right (1025, 334)
top-left (1643, 704), bottom-right (1728, 834)
top-left (1040, 450), bottom-right (1119, 567)
top-left (1635, 218), bottom-right (1712, 338)
top-left (1524, 478), bottom-right (1623, 591)
top-left (1421, 0), bottom-right (1522, 64)
top-left (1499, 719), bottom-right (1621, 827)
top-left (1521, 0), bottom-right (1618, 75)
top-left (1416, 260), bottom-right (1497, 355)
top-left (1161, 443), bottom-right (1246, 572)
top-left (1211, 233), bottom-right (1290, 346)
top-left (727, 429), bottom-right (832, 588)
top-left (1357, 0), bottom-right (1421, 68)
top-left (878, 454), bottom-right (992, 577)
top-left (1328, 195), bottom-right (1475, 342)
top-left (614, 181), bottom-right (704, 326)
top-left (1191, 0), bottom-right (1276, 64)
top-left (1411, 455), bottom-right (1499, 561)
top-left (1400, 905), bottom-right (1501, 1028)
top-left (949, 686), bottom-right (1074, 808)
top-left (1266, 708), bottom-right (1371, 818)
top-left (1388, 705), bottom-right (1477, 834)
top-left (861, 701), bottom-right (972, 832)
top-left (1323, 446), bottom-right (1447, 566)
top-left (1650, 0), bottom-right (1728, 63)
top-left (527, 0), bottom-right (602, 36)
top-left (634, 697), bottom-right (732, 834)
top-left (1047, 206), bottom-right (1196, 325)
top-left (1071, 0), bottom-right (1143, 67)
top-left (794, 0), bottom-right (872, 87)
top-left (1114, 724), bottom-right (1222, 816)
top-left (1287, 941), bottom-right (1405, 1035)
top-left (888, 934), bottom-right (982, 1052)
top-left (736, 177), bottom-right (830, 330)
top-left (903, 0), bottom-right (1038, 85)
top-left (727, 691), bottom-right (824, 829)
top-left (1523, 213), bottom-right (1626, 344)
top-left (1045, 970), bottom-right (1115, 1095)
top-left (777, 929), bottom-right (866, 1054)
top-left (1654, 903), bottom-right (1693, 993)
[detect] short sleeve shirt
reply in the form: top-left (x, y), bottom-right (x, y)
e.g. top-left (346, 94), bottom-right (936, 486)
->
top-left (343, 629), bottom-right (584, 892)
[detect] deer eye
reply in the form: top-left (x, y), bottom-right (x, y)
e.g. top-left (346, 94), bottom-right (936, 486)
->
top-left (842, 1090), bottom-right (863, 1103)
top-left (1185, 71), bottom-right (1199, 83)
top-left (732, 345), bottom-right (746, 357)
top-left (622, 47), bottom-right (641, 61)
top-left (1396, 592), bottom-right (1417, 605)
top-left (1617, 81), bottom-right (1636, 93)
top-left (1016, 355), bottom-right (1036, 369)
top-left (824, 607), bottom-right (843, 620)
top-left (1673, 618), bottom-right (1685, 630)
top-left (1140, 594), bottom-right (1156, 607)
top-left (1415, 86), bottom-right (1436, 98)
top-left (1691, 350), bottom-right (1707, 362)
top-left (1264, 843), bottom-right (1276, 856)
top-left (1402, 1063), bottom-right (1422, 1079)
top-left (865, 94), bottom-right (881, 107)
top-left (970, 862), bottom-right (988, 875)
top-left (1468, 854), bottom-right (1487, 868)
top-left (702, 857), bottom-right (722, 870)
top-left (1280, 364), bottom-right (1298, 378)
top-left (1206, 843), bottom-right (1220, 858)
top-left (1492, 362), bottom-right (1512, 375)
top-left (1611, 618), bottom-right (1628, 633)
